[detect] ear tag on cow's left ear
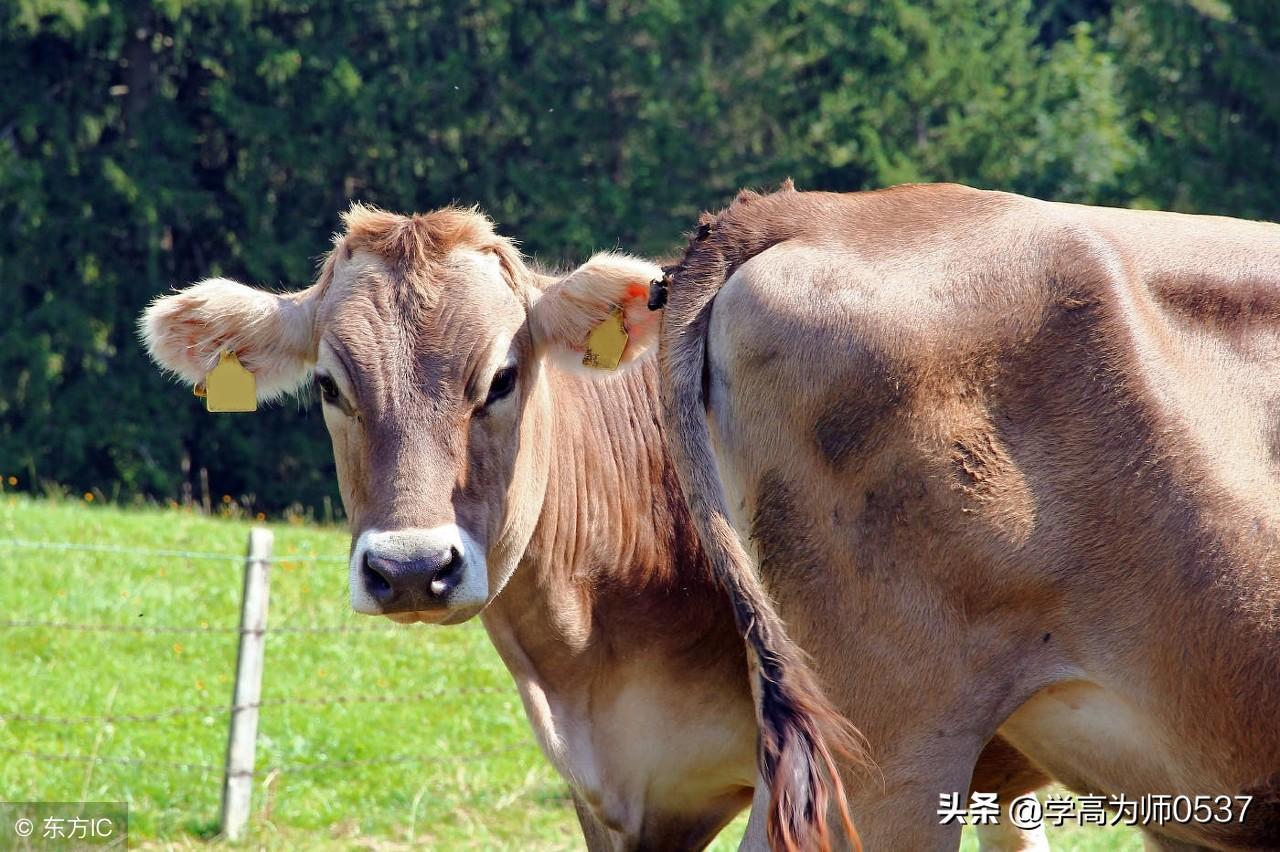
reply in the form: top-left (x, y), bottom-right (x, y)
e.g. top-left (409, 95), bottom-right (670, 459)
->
top-left (582, 307), bottom-right (628, 371)
top-left (202, 350), bottom-right (257, 413)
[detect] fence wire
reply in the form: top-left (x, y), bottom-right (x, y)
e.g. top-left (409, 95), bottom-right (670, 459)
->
top-left (0, 742), bottom-right (532, 776)
top-left (0, 619), bottom-right (406, 634)
top-left (0, 537), bottom-right (346, 563)
top-left (0, 687), bottom-right (512, 726)
top-left (2, 532), bottom-right (532, 825)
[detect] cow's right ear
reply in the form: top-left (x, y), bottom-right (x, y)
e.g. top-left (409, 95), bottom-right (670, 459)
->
top-left (139, 278), bottom-right (319, 402)
top-left (528, 252), bottom-right (663, 375)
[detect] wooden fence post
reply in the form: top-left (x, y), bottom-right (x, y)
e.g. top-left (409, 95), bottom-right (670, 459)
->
top-left (220, 527), bottom-right (272, 841)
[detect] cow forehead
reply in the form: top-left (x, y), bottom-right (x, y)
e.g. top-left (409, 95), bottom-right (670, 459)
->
top-left (326, 245), bottom-right (517, 329)
top-left (316, 247), bottom-right (525, 391)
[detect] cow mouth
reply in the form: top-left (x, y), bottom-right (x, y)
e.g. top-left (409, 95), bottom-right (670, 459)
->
top-left (383, 609), bottom-right (450, 625)
top-left (382, 603), bottom-right (486, 627)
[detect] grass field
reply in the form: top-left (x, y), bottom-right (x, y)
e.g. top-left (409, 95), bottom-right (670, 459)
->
top-left (0, 494), bottom-right (1141, 850)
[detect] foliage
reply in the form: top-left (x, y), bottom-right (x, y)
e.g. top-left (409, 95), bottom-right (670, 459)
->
top-left (1111, 0), bottom-right (1280, 219)
top-left (761, 0), bottom-right (1136, 199)
top-left (0, 0), bottom-right (1273, 514)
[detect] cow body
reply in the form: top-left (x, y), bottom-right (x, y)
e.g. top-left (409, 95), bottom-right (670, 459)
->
top-left (656, 184), bottom-right (1280, 850)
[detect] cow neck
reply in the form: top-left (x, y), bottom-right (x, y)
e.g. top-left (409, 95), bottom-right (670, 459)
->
top-left (481, 355), bottom-right (704, 686)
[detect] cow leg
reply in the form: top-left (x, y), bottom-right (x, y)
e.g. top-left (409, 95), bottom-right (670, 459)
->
top-left (739, 741), bottom-right (1050, 851)
top-left (573, 790), bottom-right (621, 851)
top-left (976, 814), bottom-right (1049, 852)
top-left (838, 745), bottom-right (979, 851)
top-left (737, 780), bottom-right (769, 851)
top-left (972, 735), bottom-right (1053, 851)
top-left (975, 808), bottom-right (1050, 852)
top-left (1141, 833), bottom-right (1211, 852)
top-left (832, 738), bottom-right (1050, 852)
top-left (575, 786), bottom-right (748, 852)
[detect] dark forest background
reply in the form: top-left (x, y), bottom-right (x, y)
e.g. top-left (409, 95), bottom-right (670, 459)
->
top-left (2, 0), bottom-right (1277, 517)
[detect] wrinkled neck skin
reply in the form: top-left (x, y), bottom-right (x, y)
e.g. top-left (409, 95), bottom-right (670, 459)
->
top-left (479, 356), bottom-right (756, 844)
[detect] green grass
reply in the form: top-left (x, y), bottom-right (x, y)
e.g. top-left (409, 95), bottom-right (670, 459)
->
top-left (0, 495), bottom-right (1140, 850)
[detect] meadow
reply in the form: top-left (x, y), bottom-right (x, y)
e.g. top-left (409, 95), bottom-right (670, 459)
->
top-left (0, 494), bottom-right (1138, 850)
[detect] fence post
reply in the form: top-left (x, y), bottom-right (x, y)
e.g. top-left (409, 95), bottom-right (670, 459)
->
top-left (220, 527), bottom-right (272, 841)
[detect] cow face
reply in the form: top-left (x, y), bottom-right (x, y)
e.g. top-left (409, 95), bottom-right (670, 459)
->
top-left (141, 204), bottom-right (659, 625)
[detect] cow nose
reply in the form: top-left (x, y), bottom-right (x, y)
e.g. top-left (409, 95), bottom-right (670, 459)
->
top-left (361, 547), bottom-right (463, 612)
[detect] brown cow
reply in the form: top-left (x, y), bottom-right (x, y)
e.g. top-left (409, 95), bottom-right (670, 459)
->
top-left (138, 204), bottom-right (855, 850)
top-left (139, 202), bottom-right (1058, 851)
top-left (561, 183), bottom-right (1280, 850)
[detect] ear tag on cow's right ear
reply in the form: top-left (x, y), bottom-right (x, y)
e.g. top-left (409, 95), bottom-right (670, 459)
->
top-left (202, 350), bottom-right (257, 413)
top-left (582, 307), bottom-right (629, 371)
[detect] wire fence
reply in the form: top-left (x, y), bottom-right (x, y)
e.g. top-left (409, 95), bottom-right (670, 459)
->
top-left (0, 537), bottom-right (342, 562)
top-left (0, 742), bottom-right (532, 776)
top-left (0, 530), bottom-right (539, 840)
top-left (0, 686), bottom-right (513, 726)
top-left (0, 619), bottom-right (405, 634)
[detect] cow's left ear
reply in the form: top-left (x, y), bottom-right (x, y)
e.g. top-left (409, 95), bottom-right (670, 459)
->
top-left (139, 278), bottom-right (319, 402)
top-left (529, 252), bottom-right (663, 373)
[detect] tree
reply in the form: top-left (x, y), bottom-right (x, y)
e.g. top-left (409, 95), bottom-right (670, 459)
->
top-left (1110, 0), bottom-right (1280, 221)
top-left (758, 0), bottom-right (1136, 201)
top-left (11, 0), bottom-right (1255, 515)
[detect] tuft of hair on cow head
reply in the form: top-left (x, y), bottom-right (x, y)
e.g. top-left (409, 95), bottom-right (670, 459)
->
top-left (528, 251), bottom-right (664, 376)
top-left (138, 278), bottom-right (319, 403)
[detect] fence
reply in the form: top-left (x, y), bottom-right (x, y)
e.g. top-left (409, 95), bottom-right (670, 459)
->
top-left (0, 530), bottom-right (531, 842)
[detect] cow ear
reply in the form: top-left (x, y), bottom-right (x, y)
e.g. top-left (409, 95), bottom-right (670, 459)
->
top-left (139, 278), bottom-right (319, 402)
top-left (529, 252), bottom-right (663, 374)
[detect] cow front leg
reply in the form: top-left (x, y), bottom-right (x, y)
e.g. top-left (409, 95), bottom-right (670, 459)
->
top-left (573, 789), bottom-right (622, 851)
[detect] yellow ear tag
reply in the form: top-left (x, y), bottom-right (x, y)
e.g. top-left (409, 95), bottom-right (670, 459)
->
top-left (582, 308), bottom-right (629, 371)
top-left (202, 351), bottom-right (257, 413)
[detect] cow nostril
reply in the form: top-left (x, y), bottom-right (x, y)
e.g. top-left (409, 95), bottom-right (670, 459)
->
top-left (429, 546), bottom-right (462, 598)
top-left (361, 553), bottom-right (393, 602)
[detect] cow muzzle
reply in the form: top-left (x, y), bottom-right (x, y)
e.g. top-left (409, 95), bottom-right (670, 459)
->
top-left (349, 526), bottom-right (488, 624)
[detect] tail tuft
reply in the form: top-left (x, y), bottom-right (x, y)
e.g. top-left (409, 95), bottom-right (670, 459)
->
top-left (758, 659), bottom-right (865, 852)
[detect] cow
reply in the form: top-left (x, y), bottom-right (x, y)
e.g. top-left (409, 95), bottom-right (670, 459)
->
top-left (558, 182), bottom-right (1280, 850)
top-left (138, 204), bottom-right (857, 851)
top-left (139, 202), bottom-right (1062, 852)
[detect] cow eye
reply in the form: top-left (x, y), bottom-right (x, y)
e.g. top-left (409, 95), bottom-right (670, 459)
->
top-left (483, 365), bottom-right (517, 409)
top-left (314, 372), bottom-right (341, 405)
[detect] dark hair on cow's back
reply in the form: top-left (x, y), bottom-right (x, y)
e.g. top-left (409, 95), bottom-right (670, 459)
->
top-left (658, 182), bottom-right (869, 852)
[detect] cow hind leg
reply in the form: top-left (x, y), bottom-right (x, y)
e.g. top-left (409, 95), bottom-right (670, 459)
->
top-left (741, 736), bottom-right (1050, 851)
top-left (1141, 833), bottom-right (1211, 852)
top-left (972, 735), bottom-right (1053, 851)
top-left (976, 819), bottom-right (1050, 852)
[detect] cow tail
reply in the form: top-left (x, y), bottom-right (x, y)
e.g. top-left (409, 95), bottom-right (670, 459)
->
top-left (656, 208), bottom-right (865, 852)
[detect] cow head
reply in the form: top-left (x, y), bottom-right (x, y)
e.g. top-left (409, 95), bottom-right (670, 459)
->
top-left (141, 204), bottom-right (660, 625)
